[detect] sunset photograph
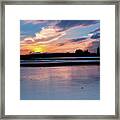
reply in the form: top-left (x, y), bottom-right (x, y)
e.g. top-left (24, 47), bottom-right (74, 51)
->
top-left (20, 20), bottom-right (100, 100)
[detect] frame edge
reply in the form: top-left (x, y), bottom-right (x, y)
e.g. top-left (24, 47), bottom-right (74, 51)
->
top-left (1, 0), bottom-right (119, 119)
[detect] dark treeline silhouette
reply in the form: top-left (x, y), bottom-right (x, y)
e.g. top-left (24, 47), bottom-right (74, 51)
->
top-left (21, 47), bottom-right (100, 60)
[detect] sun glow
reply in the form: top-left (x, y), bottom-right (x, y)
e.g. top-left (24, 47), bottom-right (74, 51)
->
top-left (33, 46), bottom-right (45, 53)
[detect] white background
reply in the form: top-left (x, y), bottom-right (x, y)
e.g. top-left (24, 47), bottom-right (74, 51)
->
top-left (5, 5), bottom-right (115, 115)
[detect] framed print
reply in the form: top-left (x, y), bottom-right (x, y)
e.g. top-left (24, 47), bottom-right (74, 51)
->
top-left (0, 0), bottom-right (119, 119)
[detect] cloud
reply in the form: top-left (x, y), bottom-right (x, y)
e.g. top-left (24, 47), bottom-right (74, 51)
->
top-left (22, 20), bottom-right (61, 26)
top-left (21, 37), bottom-right (99, 54)
top-left (70, 37), bottom-right (88, 42)
top-left (57, 43), bottom-right (66, 46)
top-left (20, 49), bottom-right (31, 55)
top-left (46, 38), bottom-right (97, 53)
top-left (20, 34), bottom-right (28, 39)
top-left (89, 28), bottom-right (100, 34)
top-left (88, 40), bottom-right (100, 53)
top-left (20, 20), bottom-right (100, 55)
top-left (21, 27), bottom-right (66, 45)
top-left (21, 37), bottom-right (35, 45)
top-left (55, 20), bottom-right (99, 30)
top-left (91, 33), bottom-right (100, 39)
top-left (22, 20), bottom-right (46, 25)
top-left (34, 27), bottom-right (65, 43)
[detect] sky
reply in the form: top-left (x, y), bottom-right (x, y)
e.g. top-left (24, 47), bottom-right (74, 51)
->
top-left (20, 20), bottom-right (100, 55)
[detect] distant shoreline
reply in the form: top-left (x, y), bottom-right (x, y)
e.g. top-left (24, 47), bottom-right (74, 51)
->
top-left (20, 61), bottom-right (100, 67)
top-left (21, 57), bottom-right (100, 61)
top-left (20, 53), bottom-right (100, 60)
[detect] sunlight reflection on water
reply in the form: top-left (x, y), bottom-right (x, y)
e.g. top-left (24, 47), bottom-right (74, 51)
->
top-left (20, 65), bottom-right (100, 100)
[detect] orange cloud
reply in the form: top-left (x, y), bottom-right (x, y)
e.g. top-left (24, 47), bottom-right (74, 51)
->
top-left (20, 25), bottom-right (99, 55)
top-left (46, 38), bottom-right (95, 53)
top-left (20, 27), bottom-right (66, 54)
top-left (20, 37), bottom-right (98, 55)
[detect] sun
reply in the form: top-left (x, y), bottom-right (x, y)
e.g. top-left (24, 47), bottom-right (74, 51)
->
top-left (33, 46), bottom-right (44, 53)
